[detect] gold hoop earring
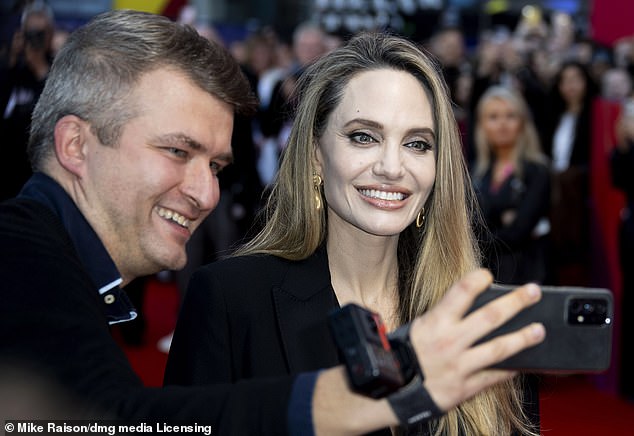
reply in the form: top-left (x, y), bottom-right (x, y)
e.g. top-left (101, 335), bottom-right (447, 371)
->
top-left (416, 207), bottom-right (425, 228)
top-left (313, 174), bottom-right (323, 210)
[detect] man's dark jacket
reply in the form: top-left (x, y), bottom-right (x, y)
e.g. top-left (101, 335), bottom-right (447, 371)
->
top-left (0, 197), bottom-right (294, 434)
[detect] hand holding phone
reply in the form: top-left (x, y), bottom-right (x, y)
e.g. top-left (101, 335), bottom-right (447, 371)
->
top-left (330, 269), bottom-right (546, 412)
top-left (468, 284), bottom-right (613, 372)
top-left (330, 272), bottom-right (613, 414)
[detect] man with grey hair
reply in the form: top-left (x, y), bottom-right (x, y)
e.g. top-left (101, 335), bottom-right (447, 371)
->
top-left (0, 9), bottom-right (544, 435)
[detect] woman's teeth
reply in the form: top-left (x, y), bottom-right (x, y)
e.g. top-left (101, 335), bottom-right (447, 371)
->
top-left (359, 189), bottom-right (406, 201)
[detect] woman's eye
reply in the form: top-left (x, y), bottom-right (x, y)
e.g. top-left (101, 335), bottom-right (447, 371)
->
top-left (349, 132), bottom-right (376, 144)
top-left (405, 140), bottom-right (433, 152)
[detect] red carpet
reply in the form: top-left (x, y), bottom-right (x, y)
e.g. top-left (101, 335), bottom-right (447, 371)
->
top-left (540, 375), bottom-right (634, 435)
top-left (114, 278), bottom-right (177, 386)
top-left (116, 277), bottom-right (634, 435)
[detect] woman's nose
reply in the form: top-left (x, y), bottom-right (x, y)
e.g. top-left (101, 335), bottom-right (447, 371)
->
top-left (373, 144), bottom-right (404, 179)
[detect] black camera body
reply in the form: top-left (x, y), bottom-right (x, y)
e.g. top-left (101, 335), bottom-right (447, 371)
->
top-left (328, 303), bottom-right (405, 398)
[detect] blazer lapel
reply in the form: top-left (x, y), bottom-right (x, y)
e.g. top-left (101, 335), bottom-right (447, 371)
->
top-left (272, 247), bottom-right (341, 373)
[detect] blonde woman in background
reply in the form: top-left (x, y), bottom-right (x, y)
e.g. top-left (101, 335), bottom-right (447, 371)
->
top-left (472, 86), bottom-right (551, 285)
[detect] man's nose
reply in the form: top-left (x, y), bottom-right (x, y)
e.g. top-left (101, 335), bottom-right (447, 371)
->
top-left (182, 160), bottom-right (218, 212)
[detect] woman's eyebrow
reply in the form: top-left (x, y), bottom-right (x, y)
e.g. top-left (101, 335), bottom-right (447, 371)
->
top-left (406, 127), bottom-right (436, 141)
top-left (343, 119), bottom-right (436, 140)
top-left (343, 118), bottom-right (383, 129)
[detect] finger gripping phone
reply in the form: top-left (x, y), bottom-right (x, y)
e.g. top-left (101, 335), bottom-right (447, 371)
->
top-left (469, 285), bottom-right (614, 372)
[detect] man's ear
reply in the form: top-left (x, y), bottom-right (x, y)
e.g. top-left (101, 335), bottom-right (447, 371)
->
top-left (54, 115), bottom-right (88, 178)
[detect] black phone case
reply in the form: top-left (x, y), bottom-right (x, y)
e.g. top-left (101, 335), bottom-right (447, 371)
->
top-left (469, 285), bottom-right (614, 372)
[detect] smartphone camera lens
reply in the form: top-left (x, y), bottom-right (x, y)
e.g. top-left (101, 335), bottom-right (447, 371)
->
top-left (568, 298), bottom-right (609, 325)
top-left (570, 300), bottom-right (582, 314)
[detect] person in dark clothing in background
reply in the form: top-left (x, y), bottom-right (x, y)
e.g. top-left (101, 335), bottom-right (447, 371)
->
top-left (543, 61), bottom-right (598, 286)
top-left (466, 28), bottom-right (548, 167)
top-left (0, 1), bottom-right (54, 201)
top-left (611, 102), bottom-right (634, 402)
top-left (256, 22), bottom-right (328, 186)
top-left (472, 86), bottom-right (551, 285)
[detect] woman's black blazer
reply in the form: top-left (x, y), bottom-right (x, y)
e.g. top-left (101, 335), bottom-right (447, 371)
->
top-left (164, 247), bottom-right (341, 385)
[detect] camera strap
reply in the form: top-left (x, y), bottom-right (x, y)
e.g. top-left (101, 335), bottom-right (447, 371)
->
top-left (387, 324), bottom-right (444, 426)
top-left (387, 374), bottom-right (443, 427)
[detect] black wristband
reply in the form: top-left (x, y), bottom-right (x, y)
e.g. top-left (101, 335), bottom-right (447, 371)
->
top-left (387, 375), bottom-right (443, 427)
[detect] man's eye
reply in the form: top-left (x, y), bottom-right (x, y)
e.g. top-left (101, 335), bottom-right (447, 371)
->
top-left (349, 132), bottom-right (376, 144)
top-left (404, 140), bottom-right (433, 152)
top-left (168, 147), bottom-right (188, 158)
top-left (210, 161), bottom-right (222, 175)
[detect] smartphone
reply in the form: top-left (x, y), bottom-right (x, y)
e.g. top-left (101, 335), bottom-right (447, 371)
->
top-left (469, 284), bottom-right (614, 372)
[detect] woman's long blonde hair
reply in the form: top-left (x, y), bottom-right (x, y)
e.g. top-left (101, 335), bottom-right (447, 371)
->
top-left (473, 85), bottom-right (548, 181)
top-left (237, 32), bottom-right (535, 435)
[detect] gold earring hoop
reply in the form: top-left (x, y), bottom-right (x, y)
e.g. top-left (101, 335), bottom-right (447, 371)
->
top-left (416, 207), bottom-right (425, 228)
top-left (313, 174), bottom-right (323, 210)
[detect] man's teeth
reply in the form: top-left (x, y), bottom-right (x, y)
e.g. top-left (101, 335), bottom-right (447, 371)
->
top-left (156, 207), bottom-right (190, 228)
top-left (359, 189), bottom-right (406, 201)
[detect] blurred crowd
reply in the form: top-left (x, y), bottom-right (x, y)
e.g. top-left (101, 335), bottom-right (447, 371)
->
top-left (2, 1), bottom-right (634, 401)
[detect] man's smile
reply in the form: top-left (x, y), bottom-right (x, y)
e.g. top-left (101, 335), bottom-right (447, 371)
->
top-left (156, 206), bottom-right (191, 229)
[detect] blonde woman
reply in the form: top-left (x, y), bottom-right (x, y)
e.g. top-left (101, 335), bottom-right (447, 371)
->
top-left (472, 86), bottom-right (551, 285)
top-left (166, 33), bottom-right (541, 435)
